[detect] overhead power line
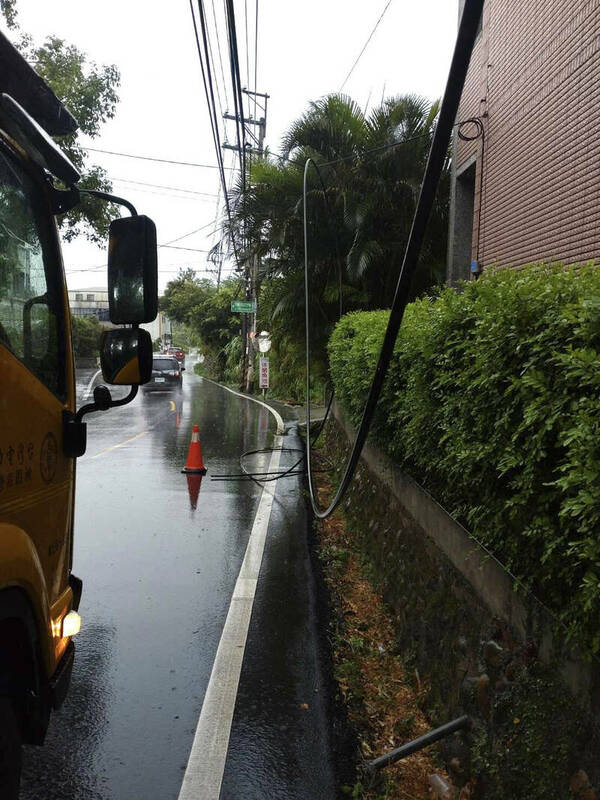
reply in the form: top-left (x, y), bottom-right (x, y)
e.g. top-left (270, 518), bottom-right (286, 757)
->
top-left (253, 0), bottom-right (259, 123)
top-left (160, 244), bottom-right (212, 252)
top-left (224, 0), bottom-right (247, 183)
top-left (65, 226), bottom-right (222, 275)
top-left (244, 0), bottom-right (251, 103)
top-left (205, 9), bottom-right (225, 120)
top-left (67, 265), bottom-right (219, 275)
top-left (190, 0), bottom-right (229, 196)
top-left (111, 176), bottom-right (219, 198)
top-left (160, 220), bottom-right (223, 246)
top-left (277, 120), bottom-right (478, 170)
top-left (339, 0), bottom-right (395, 91)
top-left (82, 145), bottom-right (234, 170)
top-left (211, 0), bottom-right (230, 109)
top-left (190, 0), bottom-right (242, 269)
top-left (109, 185), bottom-right (218, 203)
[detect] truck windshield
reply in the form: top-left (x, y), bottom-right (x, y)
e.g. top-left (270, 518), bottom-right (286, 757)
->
top-left (0, 144), bottom-right (65, 399)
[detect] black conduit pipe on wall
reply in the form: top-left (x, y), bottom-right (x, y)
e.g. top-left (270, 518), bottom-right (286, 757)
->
top-left (304, 0), bottom-right (486, 520)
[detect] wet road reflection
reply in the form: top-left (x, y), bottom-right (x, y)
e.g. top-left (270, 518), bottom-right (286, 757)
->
top-left (21, 371), bottom-right (275, 800)
top-left (22, 623), bottom-right (116, 800)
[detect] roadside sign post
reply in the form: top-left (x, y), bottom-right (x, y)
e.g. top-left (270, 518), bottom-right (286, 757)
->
top-left (231, 300), bottom-right (257, 313)
top-left (259, 357), bottom-right (269, 398)
top-left (230, 301), bottom-right (256, 392)
top-left (256, 332), bottom-right (272, 398)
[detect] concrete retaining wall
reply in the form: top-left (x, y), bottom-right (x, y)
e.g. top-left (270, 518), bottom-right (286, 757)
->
top-left (325, 401), bottom-right (600, 795)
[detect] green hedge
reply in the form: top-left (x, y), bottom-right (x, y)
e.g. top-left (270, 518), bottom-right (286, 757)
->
top-left (328, 264), bottom-right (600, 652)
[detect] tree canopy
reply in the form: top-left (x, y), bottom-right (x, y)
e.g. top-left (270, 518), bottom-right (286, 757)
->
top-left (70, 314), bottom-right (102, 358)
top-left (160, 270), bottom-right (242, 378)
top-left (1, 2), bottom-right (121, 242)
top-left (157, 94), bottom-right (450, 399)
top-left (226, 93), bottom-right (449, 393)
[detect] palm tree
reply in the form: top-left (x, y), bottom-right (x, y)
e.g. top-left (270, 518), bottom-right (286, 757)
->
top-left (227, 92), bottom-right (449, 391)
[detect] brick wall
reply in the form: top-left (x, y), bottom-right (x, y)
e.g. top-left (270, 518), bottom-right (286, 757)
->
top-left (453, 0), bottom-right (600, 271)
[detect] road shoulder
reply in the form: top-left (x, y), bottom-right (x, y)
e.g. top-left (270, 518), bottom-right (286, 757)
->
top-left (219, 425), bottom-right (338, 799)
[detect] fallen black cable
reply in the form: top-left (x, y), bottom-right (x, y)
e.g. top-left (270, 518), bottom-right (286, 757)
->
top-left (213, 394), bottom-right (336, 486)
top-left (211, 471), bottom-right (307, 482)
top-left (210, 446), bottom-right (305, 483)
top-left (211, 469), bottom-right (335, 482)
top-left (239, 446), bottom-right (304, 484)
top-left (365, 715), bottom-right (471, 772)
top-left (211, 438), bottom-right (333, 484)
top-left (364, 715), bottom-right (472, 772)
top-left (303, 0), bottom-right (485, 520)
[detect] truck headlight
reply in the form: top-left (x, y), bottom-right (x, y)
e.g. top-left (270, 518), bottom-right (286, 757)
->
top-left (52, 611), bottom-right (82, 638)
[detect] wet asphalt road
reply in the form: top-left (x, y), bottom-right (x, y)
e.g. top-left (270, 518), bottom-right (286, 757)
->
top-left (20, 367), bottom-right (336, 800)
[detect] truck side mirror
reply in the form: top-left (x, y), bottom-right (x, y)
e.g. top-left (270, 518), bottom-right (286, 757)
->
top-left (108, 215), bottom-right (158, 324)
top-left (100, 328), bottom-right (152, 385)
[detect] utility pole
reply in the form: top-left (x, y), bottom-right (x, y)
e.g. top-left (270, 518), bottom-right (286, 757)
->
top-left (223, 89), bottom-right (268, 392)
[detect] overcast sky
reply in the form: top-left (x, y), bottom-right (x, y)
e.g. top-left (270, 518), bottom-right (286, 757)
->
top-left (3, 0), bottom-right (458, 291)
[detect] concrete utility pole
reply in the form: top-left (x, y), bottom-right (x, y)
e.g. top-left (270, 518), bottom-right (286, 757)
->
top-left (223, 89), bottom-right (268, 392)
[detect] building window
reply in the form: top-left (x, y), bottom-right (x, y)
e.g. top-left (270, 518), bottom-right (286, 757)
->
top-left (86, 293), bottom-right (94, 301)
top-left (449, 161), bottom-right (476, 284)
top-left (75, 293), bottom-right (83, 301)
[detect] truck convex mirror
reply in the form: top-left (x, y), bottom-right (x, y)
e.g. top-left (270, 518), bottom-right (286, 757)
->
top-left (100, 328), bottom-right (152, 385)
top-left (108, 215), bottom-right (158, 324)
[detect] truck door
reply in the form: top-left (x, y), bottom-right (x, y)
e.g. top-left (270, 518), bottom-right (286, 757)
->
top-left (0, 140), bottom-right (74, 648)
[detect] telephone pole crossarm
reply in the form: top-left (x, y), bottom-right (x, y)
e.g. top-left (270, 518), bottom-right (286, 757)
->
top-left (223, 113), bottom-right (264, 126)
top-left (242, 88), bottom-right (270, 99)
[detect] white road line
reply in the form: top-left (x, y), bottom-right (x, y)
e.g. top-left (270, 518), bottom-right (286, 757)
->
top-left (201, 376), bottom-right (285, 434)
top-left (177, 443), bottom-right (282, 800)
top-left (81, 368), bottom-right (102, 399)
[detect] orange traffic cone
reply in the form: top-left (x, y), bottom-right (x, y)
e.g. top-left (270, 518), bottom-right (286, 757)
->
top-left (181, 424), bottom-right (207, 475)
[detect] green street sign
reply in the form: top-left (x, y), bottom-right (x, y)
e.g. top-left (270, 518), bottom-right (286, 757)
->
top-left (231, 300), bottom-right (256, 313)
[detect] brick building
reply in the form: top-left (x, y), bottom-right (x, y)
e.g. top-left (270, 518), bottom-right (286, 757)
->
top-left (447, 0), bottom-right (600, 284)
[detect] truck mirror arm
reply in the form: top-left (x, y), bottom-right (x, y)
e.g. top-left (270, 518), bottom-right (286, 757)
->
top-left (79, 189), bottom-right (137, 217)
top-left (48, 184), bottom-right (80, 215)
top-left (76, 384), bottom-right (138, 422)
top-left (62, 385), bottom-right (138, 458)
top-left (55, 186), bottom-right (143, 459)
top-left (48, 186), bottom-right (138, 217)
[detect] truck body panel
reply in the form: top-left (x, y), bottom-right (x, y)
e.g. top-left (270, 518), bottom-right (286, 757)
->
top-left (0, 134), bottom-right (77, 696)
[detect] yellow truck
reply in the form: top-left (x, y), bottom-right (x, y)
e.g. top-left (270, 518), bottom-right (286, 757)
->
top-left (0, 31), bottom-right (156, 796)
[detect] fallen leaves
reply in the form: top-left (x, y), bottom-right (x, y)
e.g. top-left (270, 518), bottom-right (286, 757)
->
top-left (314, 467), bottom-right (449, 799)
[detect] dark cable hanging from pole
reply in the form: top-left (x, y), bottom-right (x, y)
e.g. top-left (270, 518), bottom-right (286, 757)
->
top-left (304, 0), bottom-right (486, 520)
